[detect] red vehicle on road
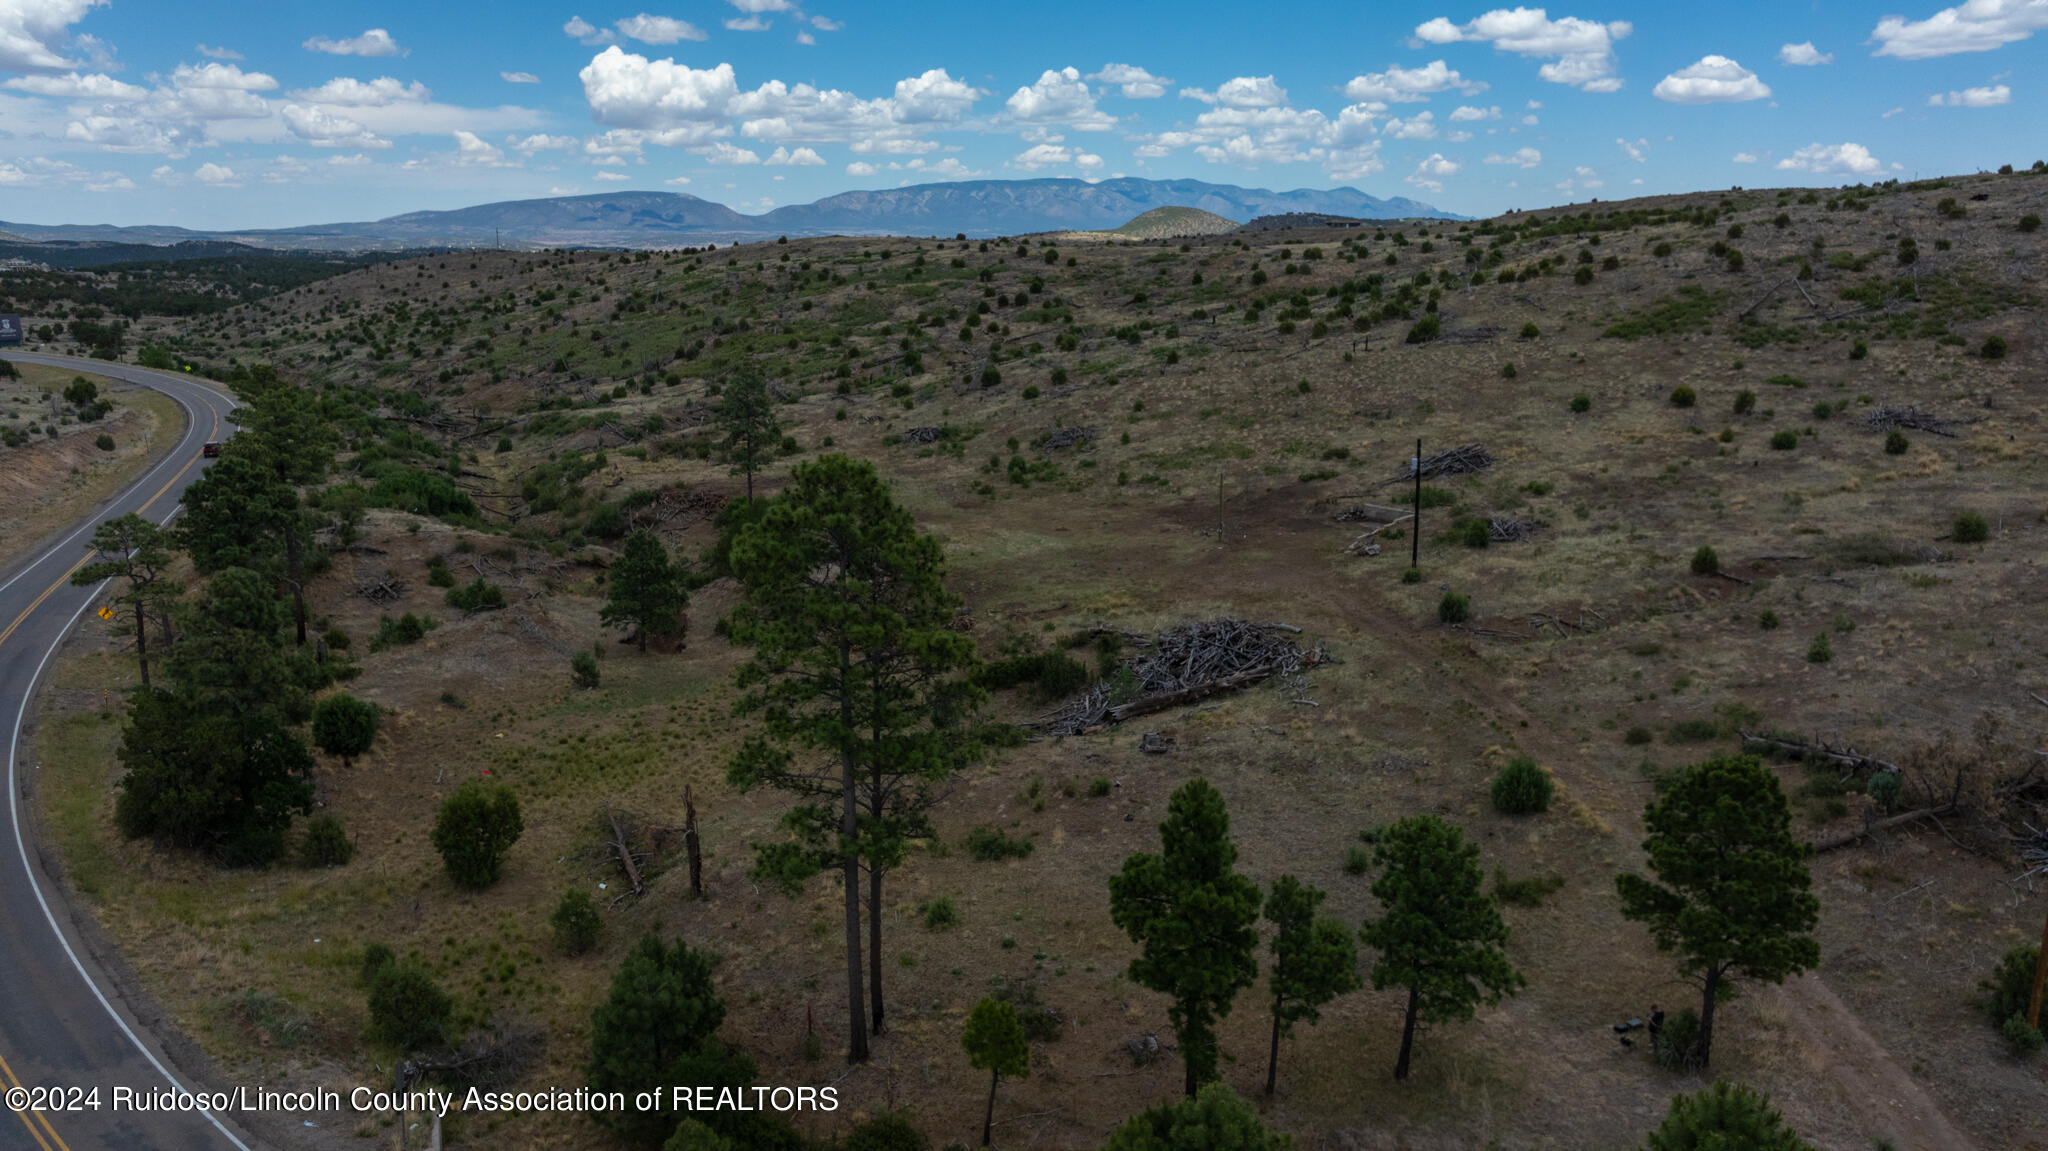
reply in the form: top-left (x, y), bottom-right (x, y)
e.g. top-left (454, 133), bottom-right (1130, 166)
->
top-left (202, 441), bottom-right (221, 458)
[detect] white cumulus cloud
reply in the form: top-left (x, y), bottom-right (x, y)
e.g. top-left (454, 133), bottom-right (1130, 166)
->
top-left (195, 44), bottom-right (243, 61)
top-left (501, 70), bottom-right (540, 84)
top-left (1382, 111), bottom-right (1438, 139)
top-left (1485, 146), bottom-right (1542, 167)
top-left (0, 0), bottom-right (106, 72)
top-left (1778, 41), bottom-right (1833, 65)
top-left (1872, 1), bottom-right (2048, 58)
top-left (1414, 8), bottom-right (1631, 92)
top-left (1776, 141), bottom-right (1881, 174)
top-left (303, 28), bottom-right (405, 57)
top-left (281, 104), bottom-right (391, 148)
top-left (1406, 152), bottom-right (1459, 192)
top-left (1732, 151), bottom-right (1758, 162)
top-left (1088, 62), bottom-right (1171, 98)
top-left (697, 140), bottom-right (761, 164)
top-left (1617, 136), bottom-right (1647, 161)
top-left (292, 76), bottom-right (431, 106)
top-left (1928, 83), bottom-right (2012, 105)
top-left (1653, 55), bottom-right (1771, 103)
top-left (1449, 104), bottom-right (1500, 120)
top-left (617, 14), bottom-right (707, 44)
top-left (193, 161), bottom-right (238, 185)
top-left (764, 145), bottom-right (824, 165)
top-left (1005, 66), bottom-right (1114, 129)
top-left (1343, 59), bottom-right (1485, 103)
top-left (845, 160), bottom-right (877, 175)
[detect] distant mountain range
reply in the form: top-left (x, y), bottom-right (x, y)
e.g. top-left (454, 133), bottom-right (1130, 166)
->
top-left (0, 178), bottom-right (1454, 256)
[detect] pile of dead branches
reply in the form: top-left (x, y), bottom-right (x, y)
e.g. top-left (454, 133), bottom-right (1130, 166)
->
top-left (904, 426), bottom-right (944, 444)
top-left (1333, 502), bottom-right (1409, 524)
top-left (2018, 824), bottom-right (2047, 880)
top-left (355, 577), bottom-right (405, 603)
top-left (1859, 404), bottom-right (1968, 438)
top-left (1037, 617), bottom-right (1328, 734)
top-left (1489, 516), bottom-right (1534, 543)
top-left (1378, 443), bottom-right (1491, 487)
top-left (1039, 426), bottom-right (1097, 451)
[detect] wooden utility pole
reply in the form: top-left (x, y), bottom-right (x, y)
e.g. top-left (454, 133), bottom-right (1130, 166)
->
top-left (684, 785), bottom-right (704, 898)
top-left (1410, 438), bottom-right (1422, 570)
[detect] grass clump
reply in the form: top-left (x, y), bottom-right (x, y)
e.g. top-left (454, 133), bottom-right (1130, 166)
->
top-left (1953, 511), bottom-right (1990, 543)
top-left (1492, 870), bottom-right (1566, 908)
top-left (966, 827), bottom-right (1034, 861)
top-left (1437, 591), bottom-right (1471, 625)
top-left (552, 890), bottom-right (603, 955)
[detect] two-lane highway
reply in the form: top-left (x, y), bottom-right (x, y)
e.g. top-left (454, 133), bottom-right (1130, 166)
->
top-left (1, 353), bottom-right (258, 1151)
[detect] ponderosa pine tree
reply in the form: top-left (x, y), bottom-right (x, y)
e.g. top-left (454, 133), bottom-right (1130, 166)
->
top-left (961, 997), bottom-right (1028, 1147)
top-left (1108, 778), bottom-right (1262, 1097)
top-left (72, 512), bottom-right (178, 687)
top-left (1643, 1081), bottom-right (1816, 1151)
top-left (715, 362), bottom-right (781, 504)
top-left (588, 934), bottom-right (758, 1146)
top-left (1100, 1083), bottom-right (1292, 1151)
top-left (1263, 875), bottom-right (1359, 1094)
top-left (726, 455), bottom-right (982, 1061)
top-left (602, 528), bottom-right (688, 651)
top-left (1616, 754), bottom-right (1820, 1069)
top-left (225, 367), bottom-right (335, 645)
top-left (1359, 815), bottom-right (1523, 1080)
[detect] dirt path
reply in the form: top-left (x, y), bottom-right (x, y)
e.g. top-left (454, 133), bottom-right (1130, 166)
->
top-left (1769, 975), bottom-right (1982, 1151)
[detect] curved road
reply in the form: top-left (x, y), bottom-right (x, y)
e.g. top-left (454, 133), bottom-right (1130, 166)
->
top-left (1, 353), bottom-right (258, 1151)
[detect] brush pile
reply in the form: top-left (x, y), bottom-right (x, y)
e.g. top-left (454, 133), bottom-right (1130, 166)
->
top-left (1859, 405), bottom-right (1968, 437)
top-left (1378, 443), bottom-right (1492, 487)
top-left (1039, 426), bottom-right (1097, 450)
top-left (1037, 617), bottom-right (1328, 734)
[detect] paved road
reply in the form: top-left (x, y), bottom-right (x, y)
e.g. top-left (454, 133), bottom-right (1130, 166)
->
top-left (1, 354), bottom-right (258, 1151)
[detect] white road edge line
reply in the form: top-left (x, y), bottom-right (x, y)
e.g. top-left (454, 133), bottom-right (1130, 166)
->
top-left (0, 364), bottom-right (205, 600)
top-left (5, 378), bottom-right (255, 1151)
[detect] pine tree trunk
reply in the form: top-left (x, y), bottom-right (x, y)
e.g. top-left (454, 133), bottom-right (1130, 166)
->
top-left (133, 598), bottom-right (149, 687)
top-left (1181, 1017), bottom-right (1204, 1098)
top-left (1696, 966), bottom-right (1721, 1069)
top-left (284, 528), bottom-right (307, 646)
top-left (868, 863), bottom-right (886, 1035)
top-left (1393, 987), bottom-right (1420, 1080)
top-left (1266, 999), bottom-right (1283, 1094)
top-left (841, 750), bottom-right (868, 1063)
top-left (981, 1068), bottom-right (998, 1147)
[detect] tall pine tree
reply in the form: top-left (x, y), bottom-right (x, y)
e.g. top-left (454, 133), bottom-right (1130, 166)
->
top-left (602, 529), bottom-right (688, 651)
top-left (726, 455), bottom-right (981, 1060)
top-left (1616, 755), bottom-right (1819, 1068)
top-left (714, 362), bottom-right (781, 504)
top-left (1359, 816), bottom-right (1523, 1080)
top-left (72, 513), bottom-right (178, 687)
top-left (1108, 778), bottom-right (1262, 1097)
top-left (1263, 875), bottom-right (1358, 1094)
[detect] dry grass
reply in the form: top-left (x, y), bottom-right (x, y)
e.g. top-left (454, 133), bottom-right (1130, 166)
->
top-left (27, 171), bottom-right (2048, 1150)
top-left (0, 366), bottom-right (179, 573)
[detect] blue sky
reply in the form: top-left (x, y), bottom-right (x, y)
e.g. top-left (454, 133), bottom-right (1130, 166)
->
top-left (0, 1), bottom-right (2041, 229)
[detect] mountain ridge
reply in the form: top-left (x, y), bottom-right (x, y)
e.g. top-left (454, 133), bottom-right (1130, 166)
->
top-left (0, 177), bottom-right (1454, 252)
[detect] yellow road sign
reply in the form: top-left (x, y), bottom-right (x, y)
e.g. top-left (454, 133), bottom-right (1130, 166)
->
top-left (96, 605), bottom-right (114, 620)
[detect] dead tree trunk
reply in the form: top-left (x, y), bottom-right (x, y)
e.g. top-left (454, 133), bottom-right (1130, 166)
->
top-left (684, 786), bottom-right (703, 898)
top-left (605, 805), bottom-right (644, 895)
top-left (1811, 804), bottom-right (1955, 852)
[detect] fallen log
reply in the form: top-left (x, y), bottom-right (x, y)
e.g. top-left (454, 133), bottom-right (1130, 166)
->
top-left (1106, 662), bottom-right (1283, 722)
top-left (605, 804), bottom-right (645, 896)
top-left (1812, 805), bottom-right (1956, 853)
top-left (1740, 730), bottom-right (1900, 775)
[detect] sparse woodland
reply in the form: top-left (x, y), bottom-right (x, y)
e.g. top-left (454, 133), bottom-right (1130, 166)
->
top-left (11, 166), bottom-right (2048, 1150)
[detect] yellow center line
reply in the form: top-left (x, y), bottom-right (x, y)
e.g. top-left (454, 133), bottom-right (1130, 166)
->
top-left (0, 400), bottom-right (221, 651)
top-left (0, 1048), bottom-right (67, 1151)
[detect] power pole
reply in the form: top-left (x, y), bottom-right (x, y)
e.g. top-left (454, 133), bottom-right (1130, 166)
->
top-left (1410, 438), bottom-right (1422, 571)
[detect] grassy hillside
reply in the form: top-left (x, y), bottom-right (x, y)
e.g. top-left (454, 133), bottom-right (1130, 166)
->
top-left (1107, 205), bottom-right (1241, 239)
top-left (32, 169), bottom-right (2048, 1151)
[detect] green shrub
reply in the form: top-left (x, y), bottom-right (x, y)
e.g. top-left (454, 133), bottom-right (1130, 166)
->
top-left (1849, 339), bottom-right (1868, 360)
top-left (1404, 314), bottom-right (1440, 344)
top-left (1520, 322), bottom-right (1541, 339)
top-left (367, 963), bottom-right (452, 1051)
top-left (94, 433), bottom-right (115, 451)
top-left (1669, 386), bottom-right (1696, 408)
top-left (966, 827), bottom-right (1034, 861)
top-left (1690, 546), bottom-right (1719, 577)
top-left (841, 1110), bottom-right (931, 1151)
top-left (552, 890), bottom-right (603, 955)
top-left (2003, 1015), bottom-right (2044, 1058)
top-left (1807, 633), bottom-right (1833, 663)
top-left (1437, 591), bottom-right (1470, 625)
top-left (1864, 770), bottom-right (1901, 814)
top-left (1982, 335), bottom-right (2007, 360)
top-left (1652, 1006), bottom-right (1703, 1072)
top-left (1492, 870), bottom-right (1565, 907)
top-left (1401, 567), bottom-right (1422, 584)
top-left (1645, 1080), bottom-right (1810, 1147)
top-left (1733, 389), bottom-right (1756, 414)
top-left (1759, 609), bottom-right (1780, 630)
top-left (1569, 393), bottom-right (1591, 413)
top-left (1667, 719), bottom-right (1720, 744)
top-left (359, 943), bottom-right (395, 987)
top-left (1884, 429), bottom-right (1909, 455)
top-left (1624, 725), bottom-right (1654, 746)
top-left (298, 814), bottom-right (354, 867)
top-left (1979, 946), bottom-right (2042, 1027)
top-left (1500, 362), bottom-right (1517, 379)
top-left (1953, 510), bottom-right (1990, 543)
top-left (1459, 518), bottom-right (1490, 548)
top-left (571, 650), bottom-right (601, 689)
top-left (445, 578), bottom-right (505, 613)
top-left (1769, 430), bottom-right (1799, 451)
top-left (311, 693), bottom-right (380, 764)
top-left (369, 612), bottom-right (433, 651)
top-left (1343, 844), bottom-right (1373, 875)
top-left (1490, 756), bottom-right (1554, 814)
top-left (427, 559), bottom-right (456, 588)
top-left (430, 780), bottom-right (523, 890)
top-left (975, 652), bottom-right (1089, 702)
top-left (920, 896), bottom-right (958, 930)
